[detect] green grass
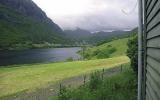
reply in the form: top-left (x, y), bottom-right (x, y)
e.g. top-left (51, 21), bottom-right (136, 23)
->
top-left (55, 64), bottom-right (137, 100)
top-left (0, 56), bottom-right (129, 97)
top-left (82, 38), bottom-right (129, 59)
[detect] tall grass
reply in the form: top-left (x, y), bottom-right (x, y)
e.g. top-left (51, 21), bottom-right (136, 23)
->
top-left (0, 56), bottom-right (129, 97)
top-left (56, 65), bottom-right (137, 100)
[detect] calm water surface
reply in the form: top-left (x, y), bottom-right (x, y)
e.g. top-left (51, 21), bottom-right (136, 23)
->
top-left (0, 47), bottom-right (81, 66)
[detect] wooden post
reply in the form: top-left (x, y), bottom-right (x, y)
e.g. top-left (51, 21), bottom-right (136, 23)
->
top-left (59, 83), bottom-right (62, 94)
top-left (121, 65), bottom-right (122, 72)
top-left (83, 75), bottom-right (86, 85)
top-left (102, 68), bottom-right (105, 80)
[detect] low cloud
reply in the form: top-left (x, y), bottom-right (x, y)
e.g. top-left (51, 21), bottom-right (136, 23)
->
top-left (33, 0), bottom-right (138, 31)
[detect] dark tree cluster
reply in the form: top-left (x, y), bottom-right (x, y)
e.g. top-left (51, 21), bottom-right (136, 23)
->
top-left (126, 35), bottom-right (138, 73)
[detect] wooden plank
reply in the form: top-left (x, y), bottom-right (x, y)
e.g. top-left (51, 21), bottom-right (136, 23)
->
top-left (146, 80), bottom-right (158, 100)
top-left (146, 87), bottom-right (153, 100)
top-left (147, 9), bottom-right (160, 32)
top-left (145, 1), bottom-right (160, 100)
top-left (146, 88), bottom-right (153, 100)
top-left (147, 56), bottom-right (160, 75)
top-left (147, 0), bottom-right (151, 8)
top-left (147, 0), bottom-right (157, 16)
top-left (146, 71), bottom-right (160, 100)
top-left (147, 48), bottom-right (160, 61)
top-left (147, 23), bottom-right (160, 39)
top-left (147, 1), bottom-right (160, 25)
top-left (147, 65), bottom-right (160, 91)
top-left (146, 70), bottom-right (154, 100)
top-left (147, 36), bottom-right (160, 48)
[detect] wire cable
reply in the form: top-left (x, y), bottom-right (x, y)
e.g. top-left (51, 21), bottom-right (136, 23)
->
top-left (121, 0), bottom-right (138, 15)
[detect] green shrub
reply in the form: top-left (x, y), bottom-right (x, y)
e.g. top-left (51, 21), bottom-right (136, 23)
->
top-left (58, 85), bottom-right (70, 100)
top-left (107, 47), bottom-right (117, 54)
top-left (96, 47), bottom-right (117, 59)
top-left (66, 57), bottom-right (74, 61)
top-left (84, 53), bottom-right (90, 59)
top-left (126, 35), bottom-right (138, 73)
top-left (56, 67), bottom-right (137, 100)
top-left (97, 52), bottom-right (109, 59)
top-left (92, 49), bottom-right (100, 56)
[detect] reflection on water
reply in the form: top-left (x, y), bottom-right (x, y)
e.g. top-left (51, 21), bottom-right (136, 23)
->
top-left (0, 47), bottom-right (81, 66)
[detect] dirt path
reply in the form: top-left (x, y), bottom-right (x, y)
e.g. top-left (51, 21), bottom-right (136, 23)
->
top-left (1, 66), bottom-right (123, 100)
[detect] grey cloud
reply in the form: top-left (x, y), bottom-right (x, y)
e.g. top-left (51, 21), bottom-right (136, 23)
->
top-left (52, 0), bottom-right (138, 31)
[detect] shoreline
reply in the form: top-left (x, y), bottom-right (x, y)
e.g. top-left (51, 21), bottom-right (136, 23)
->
top-left (0, 45), bottom-right (91, 51)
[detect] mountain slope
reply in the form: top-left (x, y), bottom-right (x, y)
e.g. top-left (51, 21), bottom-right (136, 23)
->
top-left (89, 30), bottom-right (130, 44)
top-left (64, 28), bottom-right (132, 45)
top-left (81, 38), bottom-right (129, 59)
top-left (0, 0), bottom-right (67, 50)
top-left (64, 28), bottom-right (92, 44)
top-left (64, 28), bottom-right (91, 39)
top-left (80, 28), bottom-right (138, 59)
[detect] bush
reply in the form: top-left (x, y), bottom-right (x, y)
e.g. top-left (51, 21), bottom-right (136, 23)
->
top-left (92, 49), bottom-right (100, 56)
top-left (97, 52), bottom-right (109, 59)
top-left (58, 85), bottom-right (70, 100)
top-left (126, 35), bottom-right (138, 73)
top-left (81, 43), bottom-right (117, 60)
top-left (96, 47), bottom-right (117, 59)
top-left (56, 67), bottom-right (137, 100)
top-left (66, 57), bottom-right (74, 61)
top-left (107, 47), bottom-right (117, 54)
top-left (84, 53), bottom-right (90, 59)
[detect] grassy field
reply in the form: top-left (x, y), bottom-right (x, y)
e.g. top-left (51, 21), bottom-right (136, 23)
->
top-left (81, 38), bottom-right (129, 59)
top-left (0, 56), bottom-right (129, 98)
top-left (54, 64), bottom-right (137, 100)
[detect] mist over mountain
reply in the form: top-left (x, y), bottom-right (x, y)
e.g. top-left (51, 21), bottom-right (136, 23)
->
top-left (0, 0), bottom-right (67, 49)
top-left (33, 0), bottom-right (138, 32)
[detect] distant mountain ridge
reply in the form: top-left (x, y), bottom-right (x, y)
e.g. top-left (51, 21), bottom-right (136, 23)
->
top-left (0, 0), bottom-right (137, 49)
top-left (64, 28), bottom-right (137, 45)
top-left (0, 0), bottom-right (67, 50)
top-left (64, 28), bottom-right (91, 39)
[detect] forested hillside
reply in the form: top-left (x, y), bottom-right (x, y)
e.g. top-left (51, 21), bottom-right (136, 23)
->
top-left (78, 28), bottom-right (138, 60)
top-left (0, 0), bottom-right (68, 50)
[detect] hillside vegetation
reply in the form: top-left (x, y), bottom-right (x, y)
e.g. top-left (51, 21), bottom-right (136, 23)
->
top-left (0, 56), bottom-right (129, 98)
top-left (55, 64), bottom-right (137, 100)
top-left (81, 38), bottom-right (129, 59)
top-left (0, 0), bottom-right (67, 50)
top-left (64, 28), bottom-right (131, 45)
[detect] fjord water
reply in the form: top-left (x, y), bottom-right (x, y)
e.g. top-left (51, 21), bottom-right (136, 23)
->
top-left (0, 47), bottom-right (81, 66)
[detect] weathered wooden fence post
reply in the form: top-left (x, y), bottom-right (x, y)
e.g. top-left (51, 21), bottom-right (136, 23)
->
top-left (59, 83), bottom-right (62, 94)
top-left (83, 75), bottom-right (86, 85)
top-left (121, 65), bottom-right (122, 72)
top-left (102, 68), bottom-right (105, 80)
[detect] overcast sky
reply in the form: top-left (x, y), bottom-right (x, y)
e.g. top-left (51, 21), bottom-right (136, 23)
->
top-left (32, 0), bottom-right (138, 32)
